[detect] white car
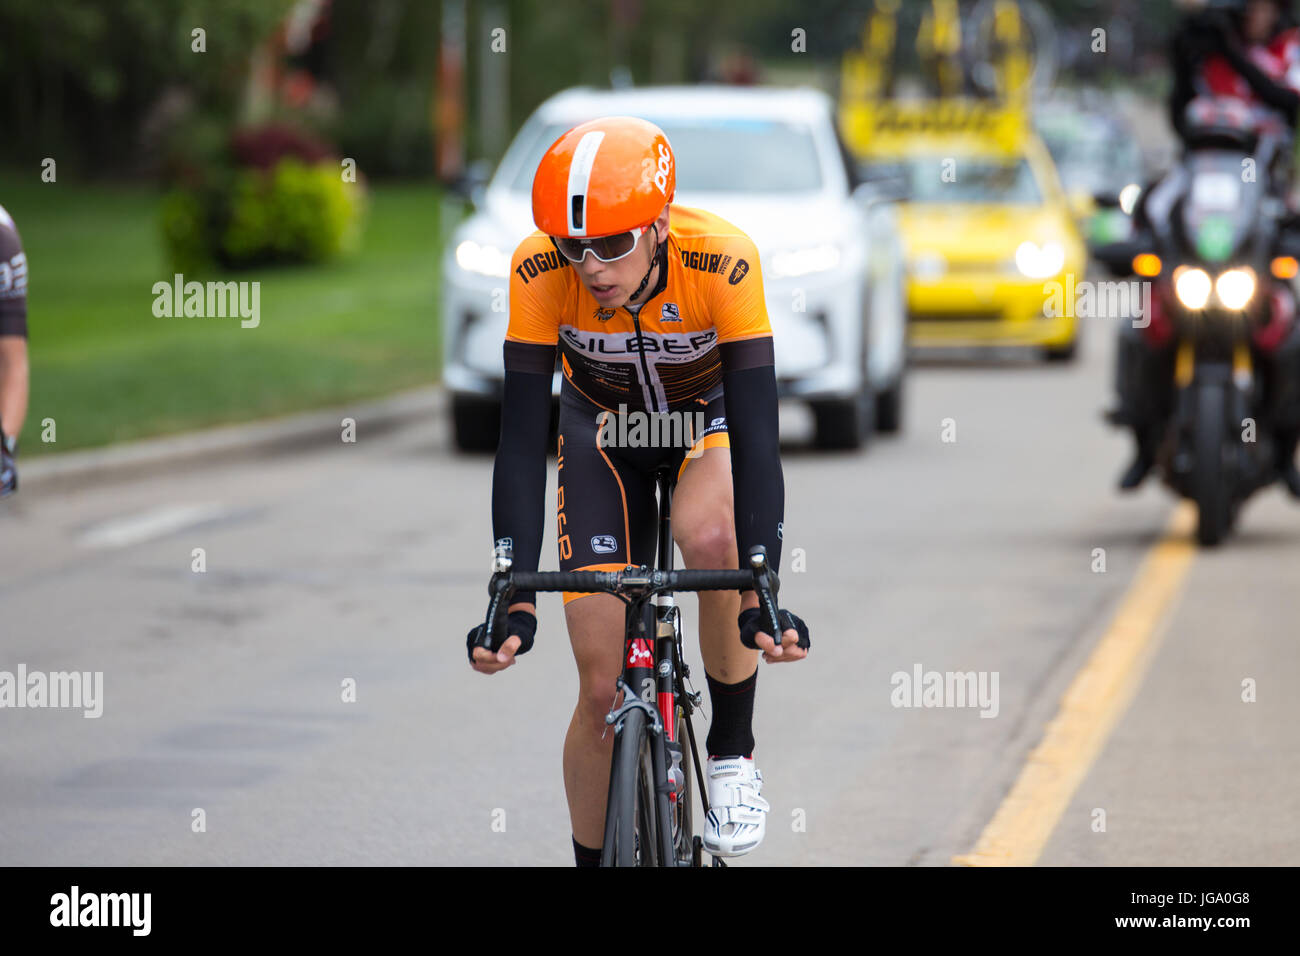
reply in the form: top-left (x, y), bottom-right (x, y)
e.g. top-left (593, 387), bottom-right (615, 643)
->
top-left (442, 85), bottom-right (907, 450)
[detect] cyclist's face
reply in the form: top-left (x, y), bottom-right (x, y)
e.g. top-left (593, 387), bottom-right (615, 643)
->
top-left (571, 205), bottom-right (670, 307)
top-left (1243, 0), bottom-right (1280, 43)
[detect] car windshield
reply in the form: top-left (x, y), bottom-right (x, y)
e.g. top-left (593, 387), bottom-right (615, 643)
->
top-left (869, 157), bottom-right (1042, 203)
top-left (505, 118), bottom-right (824, 194)
top-left (1040, 123), bottom-right (1143, 193)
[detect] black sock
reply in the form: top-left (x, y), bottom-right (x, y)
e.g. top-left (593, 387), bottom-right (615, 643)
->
top-left (705, 668), bottom-right (757, 759)
top-left (573, 836), bottom-right (602, 868)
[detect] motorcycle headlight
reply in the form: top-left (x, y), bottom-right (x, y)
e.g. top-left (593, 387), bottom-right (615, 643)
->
top-left (1214, 267), bottom-right (1256, 310)
top-left (1174, 266), bottom-right (1213, 310)
top-left (768, 243), bottom-right (843, 279)
top-left (1014, 241), bottom-right (1066, 279)
top-left (455, 240), bottom-right (512, 278)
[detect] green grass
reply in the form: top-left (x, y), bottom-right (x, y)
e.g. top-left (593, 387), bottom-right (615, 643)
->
top-left (0, 172), bottom-right (446, 455)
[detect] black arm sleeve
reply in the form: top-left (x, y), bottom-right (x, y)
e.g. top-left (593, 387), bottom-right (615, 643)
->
top-left (490, 344), bottom-right (555, 606)
top-left (720, 338), bottom-right (784, 576)
top-left (1221, 40), bottom-right (1300, 119)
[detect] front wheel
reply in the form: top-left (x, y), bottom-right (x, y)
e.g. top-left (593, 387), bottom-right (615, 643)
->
top-left (669, 712), bottom-right (693, 865)
top-left (451, 395), bottom-right (501, 453)
top-left (1193, 383), bottom-right (1232, 546)
top-left (875, 376), bottom-right (904, 433)
top-left (601, 706), bottom-right (659, 866)
top-left (811, 383), bottom-right (875, 450)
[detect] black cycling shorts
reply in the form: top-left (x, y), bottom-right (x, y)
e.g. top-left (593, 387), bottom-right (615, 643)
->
top-left (555, 382), bottom-right (729, 603)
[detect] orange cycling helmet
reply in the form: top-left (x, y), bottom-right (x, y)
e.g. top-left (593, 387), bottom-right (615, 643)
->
top-left (532, 116), bottom-right (675, 238)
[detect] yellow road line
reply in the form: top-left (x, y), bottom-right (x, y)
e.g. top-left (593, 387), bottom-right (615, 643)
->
top-left (952, 501), bottom-right (1198, 866)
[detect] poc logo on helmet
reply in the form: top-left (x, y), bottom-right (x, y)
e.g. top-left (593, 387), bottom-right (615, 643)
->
top-left (654, 143), bottom-right (672, 195)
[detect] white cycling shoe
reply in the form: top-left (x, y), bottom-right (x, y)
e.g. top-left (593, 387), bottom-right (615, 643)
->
top-left (702, 755), bottom-right (769, 857)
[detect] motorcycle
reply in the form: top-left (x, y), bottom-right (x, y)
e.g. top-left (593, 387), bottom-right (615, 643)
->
top-left (1092, 97), bottom-right (1300, 545)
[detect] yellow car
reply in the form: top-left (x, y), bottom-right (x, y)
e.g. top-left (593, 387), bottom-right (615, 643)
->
top-left (845, 101), bottom-right (1087, 360)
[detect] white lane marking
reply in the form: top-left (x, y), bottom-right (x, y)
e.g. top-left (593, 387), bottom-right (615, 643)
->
top-left (78, 502), bottom-right (230, 549)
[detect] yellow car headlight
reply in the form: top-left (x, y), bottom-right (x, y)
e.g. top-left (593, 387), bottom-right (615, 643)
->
top-left (1014, 241), bottom-right (1066, 279)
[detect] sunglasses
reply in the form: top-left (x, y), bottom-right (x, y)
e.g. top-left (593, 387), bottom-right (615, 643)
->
top-left (549, 224), bottom-right (651, 264)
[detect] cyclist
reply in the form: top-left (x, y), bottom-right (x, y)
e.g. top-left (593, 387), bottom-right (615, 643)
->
top-left (0, 203), bottom-right (27, 498)
top-left (467, 117), bottom-right (810, 865)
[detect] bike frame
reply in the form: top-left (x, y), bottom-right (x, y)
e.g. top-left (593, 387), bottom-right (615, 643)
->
top-left (599, 466), bottom-right (710, 866)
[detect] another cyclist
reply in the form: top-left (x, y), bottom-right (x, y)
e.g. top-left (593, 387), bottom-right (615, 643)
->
top-left (0, 203), bottom-right (28, 498)
top-left (467, 117), bottom-right (810, 865)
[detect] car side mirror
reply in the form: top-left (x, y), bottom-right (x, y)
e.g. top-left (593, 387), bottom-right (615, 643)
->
top-left (451, 159), bottom-right (493, 207)
top-left (853, 178), bottom-right (907, 208)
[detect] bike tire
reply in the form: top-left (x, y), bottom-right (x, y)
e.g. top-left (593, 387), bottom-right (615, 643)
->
top-left (671, 712), bottom-right (694, 865)
top-left (602, 706), bottom-right (658, 866)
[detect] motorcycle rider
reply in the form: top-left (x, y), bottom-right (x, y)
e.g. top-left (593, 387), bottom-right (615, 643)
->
top-left (1115, 0), bottom-right (1300, 496)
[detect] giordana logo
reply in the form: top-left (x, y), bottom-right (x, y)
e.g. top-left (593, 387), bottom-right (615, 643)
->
top-left (594, 307), bottom-right (615, 322)
top-left (728, 259), bottom-right (750, 285)
top-left (654, 142), bottom-right (673, 194)
top-left (661, 302), bottom-right (680, 322)
top-left (591, 534), bottom-right (618, 554)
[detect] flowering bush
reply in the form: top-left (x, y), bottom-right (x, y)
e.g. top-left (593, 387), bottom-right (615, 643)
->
top-left (160, 122), bottom-right (365, 272)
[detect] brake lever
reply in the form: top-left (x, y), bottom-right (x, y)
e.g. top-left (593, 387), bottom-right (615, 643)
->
top-left (746, 545), bottom-right (782, 645)
top-left (473, 545), bottom-right (516, 656)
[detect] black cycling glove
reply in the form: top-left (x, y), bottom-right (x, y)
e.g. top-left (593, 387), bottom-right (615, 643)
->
top-left (738, 606), bottom-right (810, 652)
top-left (466, 609), bottom-right (537, 663)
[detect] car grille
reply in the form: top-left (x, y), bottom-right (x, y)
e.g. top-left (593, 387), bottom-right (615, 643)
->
top-left (909, 310), bottom-right (1005, 323)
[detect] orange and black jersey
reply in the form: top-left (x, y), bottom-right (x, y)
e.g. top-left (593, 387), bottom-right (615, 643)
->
top-left (491, 205), bottom-right (784, 606)
top-left (504, 205), bottom-right (775, 413)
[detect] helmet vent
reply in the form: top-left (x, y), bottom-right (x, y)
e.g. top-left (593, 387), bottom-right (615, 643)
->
top-left (565, 130), bottom-right (605, 236)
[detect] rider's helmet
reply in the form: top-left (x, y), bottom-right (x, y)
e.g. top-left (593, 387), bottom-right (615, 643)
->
top-left (532, 116), bottom-right (675, 238)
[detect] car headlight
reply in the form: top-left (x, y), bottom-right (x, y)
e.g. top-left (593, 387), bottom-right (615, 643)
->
top-left (1174, 266), bottom-right (1212, 310)
top-left (768, 243), bottom-right (842, 279)
top-left (1215, 267), bottom-right (1256, 310)
top-left (1014, 241), bottom-right (1066, 279)
top-left (455, 240), bottom-right (512, 278)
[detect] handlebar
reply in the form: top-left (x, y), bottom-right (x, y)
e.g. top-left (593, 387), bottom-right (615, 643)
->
top-left (470, 545), bottom-right (783, 657)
